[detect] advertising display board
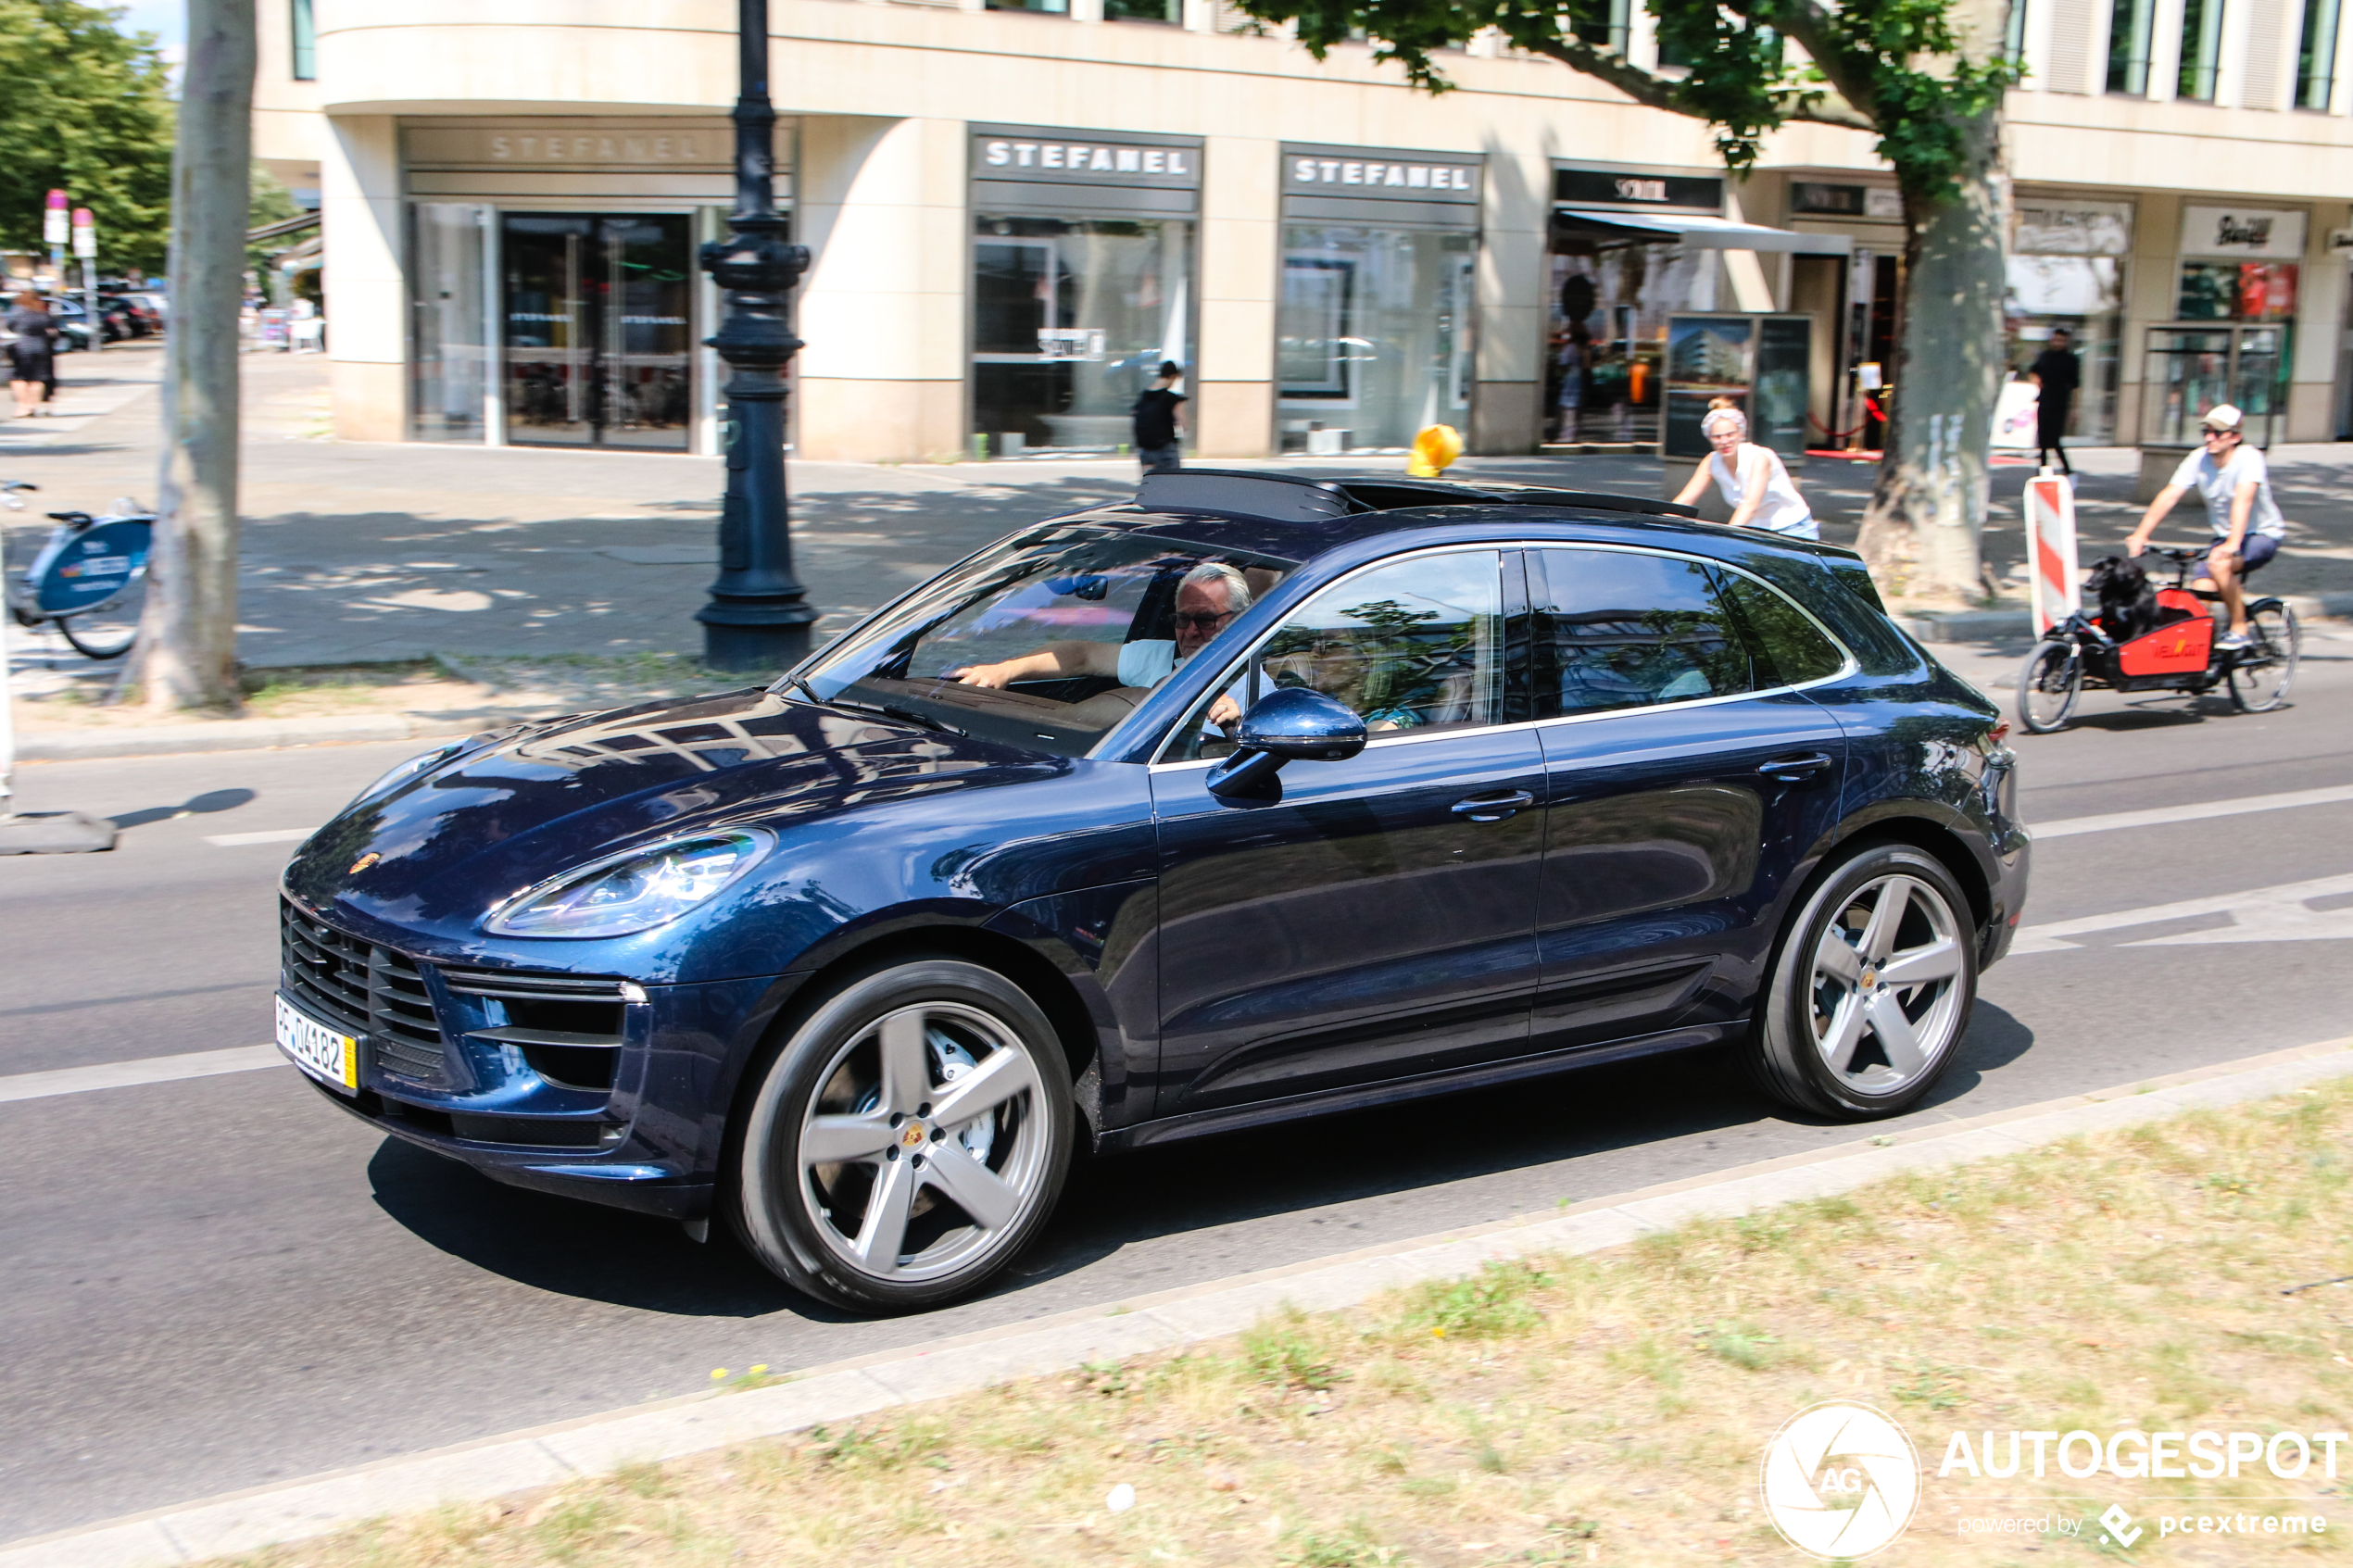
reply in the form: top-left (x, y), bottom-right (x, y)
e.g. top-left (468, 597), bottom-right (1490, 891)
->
top-left (1663, 313), bottom-right (1810, 458)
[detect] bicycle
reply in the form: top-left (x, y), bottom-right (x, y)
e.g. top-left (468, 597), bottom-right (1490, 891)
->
top-left (2015, 545), bottom-right (2299, 734)
top-left (2, 482), bottom-right (156, 659)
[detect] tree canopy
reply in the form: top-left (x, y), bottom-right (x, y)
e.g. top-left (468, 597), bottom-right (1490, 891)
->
top-left (0, 0), bottom-right (174, 274)
top-left (1250, 0), bottom-right (2018, 199)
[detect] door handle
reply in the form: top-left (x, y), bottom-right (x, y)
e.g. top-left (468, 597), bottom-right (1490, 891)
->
top-left (1758, 752), bottom-right (1834, 783)
top-left (1452, 789), bottom-right (1536, 822)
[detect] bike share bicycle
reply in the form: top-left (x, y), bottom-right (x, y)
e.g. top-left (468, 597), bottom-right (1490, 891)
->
top-left (2015, 545), bottom-right (2299, 733)
top-left (2, 481), bottom-right (155, 659)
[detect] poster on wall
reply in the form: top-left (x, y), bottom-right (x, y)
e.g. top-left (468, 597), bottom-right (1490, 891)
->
top-left (1754, 317), bottom-right (1811, 458)
top-left (1664, 315), bottom-right (1752, 458)
top-left (1664, 315), bottom-right (1812, 459)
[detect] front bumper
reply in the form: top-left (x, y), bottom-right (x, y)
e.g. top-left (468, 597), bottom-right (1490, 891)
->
top-left (278, 900), bottom-right (794, 1219)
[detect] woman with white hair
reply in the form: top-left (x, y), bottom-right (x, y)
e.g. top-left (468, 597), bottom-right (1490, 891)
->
top-left (1671, 404), bottom-right (1818, 541)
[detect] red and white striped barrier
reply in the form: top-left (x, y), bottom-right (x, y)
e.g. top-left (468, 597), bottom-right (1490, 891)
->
top-left (2024, 470), bottom-right (2079, 635)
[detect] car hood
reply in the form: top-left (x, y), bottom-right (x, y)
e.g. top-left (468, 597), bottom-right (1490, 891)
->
top-left (283, 687), bottom-right (1071, 945)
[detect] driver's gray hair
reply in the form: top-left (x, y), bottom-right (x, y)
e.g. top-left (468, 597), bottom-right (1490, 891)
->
top-left (1182, 560), bottom-right (1253, 615)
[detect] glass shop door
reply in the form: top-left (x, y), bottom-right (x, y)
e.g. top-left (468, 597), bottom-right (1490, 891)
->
top-left (501, 213), bottom-right (693, 450)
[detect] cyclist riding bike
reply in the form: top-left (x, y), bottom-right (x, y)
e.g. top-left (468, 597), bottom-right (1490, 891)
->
top-left (2123, 402), bottom-right (2284, 650)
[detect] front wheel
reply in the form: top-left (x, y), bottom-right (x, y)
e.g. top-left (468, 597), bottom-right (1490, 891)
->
top-left (733, 959), bottom-right (1074, 1312)
top-left (2015, 640), bottom-right (2082, 734)
top-left (57, 572), bottom-right (145, 660)
top-left (2226, 602), bottom-right (2300, 713)
top-left (1744, 844), bottom-right (1978, 1120)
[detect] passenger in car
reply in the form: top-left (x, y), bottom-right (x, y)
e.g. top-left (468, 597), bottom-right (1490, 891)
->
top-left (948, 560), bottom-right (1254, 702)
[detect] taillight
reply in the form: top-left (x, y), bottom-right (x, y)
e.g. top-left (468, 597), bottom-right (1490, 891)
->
top-left (1988, 721), bottom-right (2011, 745)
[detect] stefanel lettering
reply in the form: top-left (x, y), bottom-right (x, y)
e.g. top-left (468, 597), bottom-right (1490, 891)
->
top-left (1290, 157), bottom-right (1475, 192)
top-left (489, 134), bottom-right (702, 162)
top-left (982, 141), bottom-right (1189, 176)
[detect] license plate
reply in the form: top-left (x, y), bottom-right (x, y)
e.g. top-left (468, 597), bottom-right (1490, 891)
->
top-left (276, 994), bottom-right (359, 1095)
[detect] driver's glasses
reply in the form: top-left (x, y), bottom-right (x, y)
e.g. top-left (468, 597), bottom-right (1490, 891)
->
top-left (1174, 610), bottom-right (1234, 632)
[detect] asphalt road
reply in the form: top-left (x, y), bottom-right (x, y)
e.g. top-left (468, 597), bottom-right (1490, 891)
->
top-left (8, 628), bottom-right (2353, 1543)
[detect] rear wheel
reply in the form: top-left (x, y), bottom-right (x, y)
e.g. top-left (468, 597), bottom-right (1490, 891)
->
top-left (733, 958), bottom-right (1074, 1312)
top-left (57, 572), bottom-right (145, 660)
top-left (1745, 844), bottom-right (1978, 1119)
top-left (2015, 640), bottom-right (2082, 734)
top-left (2226, 603), bottom-right (2300, 713)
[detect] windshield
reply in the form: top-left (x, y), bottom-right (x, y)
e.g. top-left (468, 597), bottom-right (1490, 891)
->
top-left (794, 523), bottom-right (1296, 757)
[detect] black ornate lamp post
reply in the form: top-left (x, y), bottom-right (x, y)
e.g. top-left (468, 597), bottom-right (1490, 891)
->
top-left (696, 0), bottom-right (817, 671)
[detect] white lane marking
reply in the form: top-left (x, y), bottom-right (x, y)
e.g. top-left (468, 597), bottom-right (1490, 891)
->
top-left (2012, 871), bottom-right (2353, 954)
top-left (2034, 783), bottom-right (2353, 840)
top-left (0, 1045), bottom-right (283, 1104)
top-left (207, 828), bottom-right (318, 847)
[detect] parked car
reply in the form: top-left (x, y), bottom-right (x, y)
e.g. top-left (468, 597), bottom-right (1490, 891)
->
top-left (96, 293), bottom-right (158, 338)
top-left (276, 471), bottom-right (2029, 1311)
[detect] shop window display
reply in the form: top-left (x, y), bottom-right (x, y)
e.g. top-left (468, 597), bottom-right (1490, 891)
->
top-left (1545, 236), bottom-right (1714, 445)
top-left (2004, 255), bottom-right (2123, 445)
top-left (971, 215), bottom-right (1193, 456)
top-left (1276, 225), bottom-right (1475, 454)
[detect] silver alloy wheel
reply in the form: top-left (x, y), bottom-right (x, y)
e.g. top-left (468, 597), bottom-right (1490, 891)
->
top-left (795, 1001), bottom-right (1050, 1285)
top-left (1806, 872), bottom-right (1968, 1096)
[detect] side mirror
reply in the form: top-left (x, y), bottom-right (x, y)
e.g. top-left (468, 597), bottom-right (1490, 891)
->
top-left (1205, 688), bottom-right (1366, 799)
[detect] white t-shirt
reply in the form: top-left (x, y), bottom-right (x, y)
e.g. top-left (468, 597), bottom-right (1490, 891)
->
top-left (2169, 444), bottom-right (2286, 539)
top-left (1116, 639), bottom-right (1180, 688)
top-left (1708, 444), bottom-right (1818, 539)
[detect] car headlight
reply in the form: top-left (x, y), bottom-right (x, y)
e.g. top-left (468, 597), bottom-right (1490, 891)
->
top-left (485, 830), bottom-right (773, 939)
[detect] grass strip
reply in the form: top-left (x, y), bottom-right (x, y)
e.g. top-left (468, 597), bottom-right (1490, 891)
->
top-left (220, 1079), bottom-right (2353, 1566)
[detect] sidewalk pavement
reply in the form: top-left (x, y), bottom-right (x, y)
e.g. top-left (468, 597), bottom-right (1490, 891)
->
top-left (7, 351), bottom-right (2352, 711)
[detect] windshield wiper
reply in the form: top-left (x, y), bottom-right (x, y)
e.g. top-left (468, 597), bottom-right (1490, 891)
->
top-left (786, 679), bottom-right (964, 735)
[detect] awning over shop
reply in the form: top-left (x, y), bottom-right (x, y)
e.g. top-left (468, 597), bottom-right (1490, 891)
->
top-left (1554, 207), bottom-right (1853, 254)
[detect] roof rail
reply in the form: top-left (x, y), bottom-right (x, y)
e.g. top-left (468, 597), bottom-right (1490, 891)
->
top-left (1134, 469), bottom-right (1697, 522)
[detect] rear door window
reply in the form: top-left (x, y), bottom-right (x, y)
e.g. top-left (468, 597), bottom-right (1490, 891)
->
top-left (1528, 547), bottom-right (1758, 719)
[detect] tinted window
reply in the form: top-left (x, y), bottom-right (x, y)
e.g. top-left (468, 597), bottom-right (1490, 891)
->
top-left (1716, 570), bottom-right (1847, 686)
top-left (1529, 548), bottom-right (1755, 718)
top-left (1170, 550), bottom-right (1504, 760)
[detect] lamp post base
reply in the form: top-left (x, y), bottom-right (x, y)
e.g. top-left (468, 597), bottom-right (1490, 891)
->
top-left (698, 614), bottom-right (813, 674)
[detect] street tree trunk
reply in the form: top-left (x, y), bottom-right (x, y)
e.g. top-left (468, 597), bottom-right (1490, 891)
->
top-left (123, 0), bottom-right (255, 712)
top-left (1854, 111), bottom-right (2010, 608)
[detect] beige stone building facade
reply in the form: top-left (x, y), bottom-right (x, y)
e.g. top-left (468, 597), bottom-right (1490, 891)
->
top-left (255, 0), bottom-right (2353, 462)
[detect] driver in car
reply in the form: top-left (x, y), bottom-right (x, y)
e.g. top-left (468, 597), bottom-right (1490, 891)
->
top-left (948, 562), bottom-right (1254, 723)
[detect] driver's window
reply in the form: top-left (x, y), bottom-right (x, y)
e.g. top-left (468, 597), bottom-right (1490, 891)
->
top-left (1169, 550), bottom-right (1504, 761)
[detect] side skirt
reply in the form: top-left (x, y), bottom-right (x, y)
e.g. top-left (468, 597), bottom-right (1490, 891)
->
top-left (1093, 1022), bottom-right (1740, 1154)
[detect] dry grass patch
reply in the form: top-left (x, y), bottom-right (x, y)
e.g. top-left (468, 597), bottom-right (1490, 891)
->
top-left (219, 1080), bottom-right (2353, 1568)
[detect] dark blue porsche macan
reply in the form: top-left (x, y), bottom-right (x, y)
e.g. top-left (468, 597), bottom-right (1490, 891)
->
top-left (279, 470), bottom-right (2028, 1311)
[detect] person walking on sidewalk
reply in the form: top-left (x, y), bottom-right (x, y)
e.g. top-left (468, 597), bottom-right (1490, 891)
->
top-left (2029, 327), bottom-right (2081, 475)
top-left (1132, 362), bottom-right (1187, 475)
top-left (1673, 403), bottom-right (1818, 539)
top-left (6, 292), bottom-right (57, 417)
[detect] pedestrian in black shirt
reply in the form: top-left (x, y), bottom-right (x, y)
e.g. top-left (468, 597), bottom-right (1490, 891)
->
top-left (1132, 361), bottom-right (1187, 475)
top-left (2029, 327), bottom-right (2081, 475)
top-left (6, 292), bottom-right (57, 418)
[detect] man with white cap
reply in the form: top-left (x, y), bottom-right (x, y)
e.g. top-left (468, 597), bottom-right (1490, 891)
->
top-left (2125, 403), bottom-right (2284, 648)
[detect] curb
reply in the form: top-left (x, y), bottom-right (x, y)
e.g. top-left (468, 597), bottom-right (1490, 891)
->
top-left (8, 1033), bottom-right (2350, 1568)
top-left (1896, 590), bottom-right (2353, 644)
top-left (12, 708), bottom-right (560, 763)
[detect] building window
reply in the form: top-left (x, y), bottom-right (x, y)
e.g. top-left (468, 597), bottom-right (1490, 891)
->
top-left (2298, 0), bottom-right (2341, 106)
top-left (2105, 0), bottom-right (2153, 90)
top-left (1574, 0), bottom-right (1630, 53)
top-left (291, 0), bottom-right (315, 79)
top-left (1106, 0), bottom-right (1181, 19)
top-left (986, 0), bottom-right (1070, 12)
top-left (2005, 0), bottom-right (2029, 59)
top-left (2178, 0), bottom-right (2224, 97)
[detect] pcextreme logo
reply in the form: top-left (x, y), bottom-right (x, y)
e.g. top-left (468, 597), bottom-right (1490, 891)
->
top-left (1760, 1401), bottom-right (1921, 1560)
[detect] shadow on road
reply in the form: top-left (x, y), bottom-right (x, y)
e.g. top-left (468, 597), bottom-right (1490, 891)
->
top-left (109, 787), bottom-right (257, 831)
top-left (364, 1000), bottom-right (2038, 1323)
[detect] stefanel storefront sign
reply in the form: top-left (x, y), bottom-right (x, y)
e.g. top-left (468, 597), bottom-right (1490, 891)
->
top-left (1283, 149), bottom-right (1479, 202)
top-left (2180, 205), bottom-right (2307, 260)
top-left (972, 130), bottom-right (1202, 190)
